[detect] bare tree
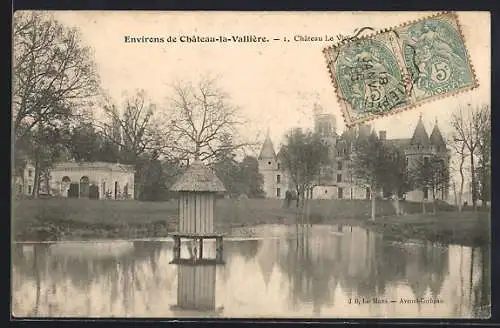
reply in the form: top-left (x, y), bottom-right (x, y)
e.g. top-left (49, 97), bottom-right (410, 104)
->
top-left (449, 142), bottom-right (467, 212)
top-left (96, 90), bottom-right (172, 200)
top-left (12, 11), bottom-right (99, 140)
top-left (166, 76), bottom-right (252, 163)
top-left (98, 90), bottom-right (169, 163)
top-left (12, 12), bottom-right (99, 194)
top-left (449, 103), bottom-right (489, 211)
top-left (475, 105), bottom-right (491, 208)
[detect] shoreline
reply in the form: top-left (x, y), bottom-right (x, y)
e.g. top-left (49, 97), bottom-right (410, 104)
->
top-left (12, 198), bottom-right (490, 247)
top-left (13, 214), bottom-right (490, 248)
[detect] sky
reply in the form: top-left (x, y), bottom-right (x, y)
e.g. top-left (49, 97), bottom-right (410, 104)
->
top-left (45, 11), bottom-right (490, 155)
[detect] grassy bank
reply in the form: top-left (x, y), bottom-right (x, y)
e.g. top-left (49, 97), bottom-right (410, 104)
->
top-left (11, 197), bottom-right (488, 246)
top-left (366, 211), bottom-right (490, 247)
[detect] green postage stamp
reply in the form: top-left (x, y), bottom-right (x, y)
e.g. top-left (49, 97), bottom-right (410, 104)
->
top-left (323, 12), bottom-right (478, 126)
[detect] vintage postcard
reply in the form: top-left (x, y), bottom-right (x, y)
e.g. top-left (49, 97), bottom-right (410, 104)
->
top-left (11, 11), bottom-right (490, 319)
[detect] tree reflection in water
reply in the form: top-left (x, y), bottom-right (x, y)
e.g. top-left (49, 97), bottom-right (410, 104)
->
top-left (11, 226), bottom-right (491, 318)
top-left (277, 225), bottom-right (339, 315)
top-left (274, 224), bottom-right (454, 316)
top-left (472, 246), bottom-right (490, 317)
top-left (12, 241), bottom-right (169, 316)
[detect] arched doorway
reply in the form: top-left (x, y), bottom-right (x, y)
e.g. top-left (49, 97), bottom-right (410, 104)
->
top-left (80, 176), bottom-right (90, 198)
top-left (61, 176), bottom-right (71, 197)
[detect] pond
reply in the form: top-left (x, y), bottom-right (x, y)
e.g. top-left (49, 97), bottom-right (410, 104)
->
top-left (11, 224), bottom-right (490, 318)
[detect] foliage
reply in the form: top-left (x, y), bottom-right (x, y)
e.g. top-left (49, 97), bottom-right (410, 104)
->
top-left (408, 154), bottom-right (450, 214)
top-left (351, 131), bottom-right (391, 193)
top-left (350, 129), bottom-right (410, 219)
top-left (239, 156), bottom-right (265, 198)
top-left (135, 153), bottom-right (167, 201)
top-left (212, 155), bottom-right (265, 198)
top-left (23, 125), bottom-right (71, 197)
top-left (278, 129), bottom-right (330, 206)
top-left (380, 147), bottom-right (410, 198)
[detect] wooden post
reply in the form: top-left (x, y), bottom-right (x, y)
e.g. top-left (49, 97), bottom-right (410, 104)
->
top-left (173, 236), bottom-right (181, 260)
top-left (198, 237), bottom-right (203, 260)
top-left (215, 237), bottom-right (223, 263)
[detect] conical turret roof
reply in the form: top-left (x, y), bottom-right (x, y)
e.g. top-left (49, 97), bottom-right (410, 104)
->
top-left (258, 131), bottom-right (276, 159)
top-left (429, 120), bottom-right (446, 149)
top-left (410, 115), bottom-right (430, 146)
top-left (170, 160), bottom-right (226, 192)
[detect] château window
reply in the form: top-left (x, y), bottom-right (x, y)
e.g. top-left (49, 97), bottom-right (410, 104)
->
top-left (28, 185), bottom-right (32, 194)
top-left (268, 161), bottom-right (272, 165)
top-left (337, 174), bottom-right (342, 183)
top-left (277, 163), bottom-right (280, 170)
top-left (338, 187), bottom-right (343, 199)
top-left (424, 157), bottom-right (429, 166)
top-left (277, 188), bottom-right (281, 198)
top-left (28, 169), bottom-right (32, 177)
top-left (277, 174), bottom-right (281, 183)
top-left (337, 161), bottom-right (343, 170)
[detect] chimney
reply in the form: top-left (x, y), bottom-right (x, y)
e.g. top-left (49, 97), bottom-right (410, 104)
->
top-left (379, 130), bottom-right (387, 140)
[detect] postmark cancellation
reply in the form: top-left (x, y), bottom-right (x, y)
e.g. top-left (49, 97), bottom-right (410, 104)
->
top-left (323, 12), bottom-right (478, 127)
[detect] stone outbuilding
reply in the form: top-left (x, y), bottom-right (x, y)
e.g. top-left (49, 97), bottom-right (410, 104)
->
top-left (49, 161), bottom-right (135, 200)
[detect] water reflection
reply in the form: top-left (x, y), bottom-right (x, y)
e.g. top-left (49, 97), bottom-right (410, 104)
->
top-left (12, 225), bottom-right (490, 318)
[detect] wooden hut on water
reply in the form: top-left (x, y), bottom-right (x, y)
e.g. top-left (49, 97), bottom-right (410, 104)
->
top-left (169, 160), bottom-right (226, 264)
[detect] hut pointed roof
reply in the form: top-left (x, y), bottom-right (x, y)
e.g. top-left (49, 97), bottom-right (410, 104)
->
top-left (410, 114), bottom-right (430, 146)
top-left (170, 160), bottom-right (226, 192)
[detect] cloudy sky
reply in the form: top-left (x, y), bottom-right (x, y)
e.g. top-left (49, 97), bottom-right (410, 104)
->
top-left (48, 11), bottom-right (490, 155)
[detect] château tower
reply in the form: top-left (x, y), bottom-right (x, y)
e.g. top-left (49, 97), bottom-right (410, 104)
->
top-left (313, 103), bottom-right (337, 148)
top-left (404, 114), bottom-right (449, 201)
top-left (257, 129), bottom-right (282, 199)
